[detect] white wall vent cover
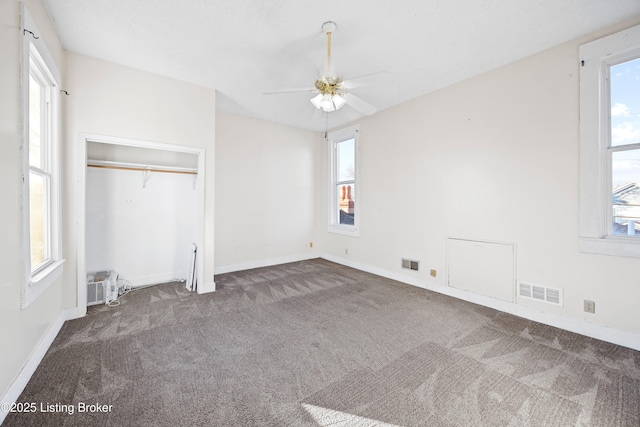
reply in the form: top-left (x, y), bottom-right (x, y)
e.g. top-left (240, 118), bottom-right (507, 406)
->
top-left (518, 282), bottom-right (563, 306)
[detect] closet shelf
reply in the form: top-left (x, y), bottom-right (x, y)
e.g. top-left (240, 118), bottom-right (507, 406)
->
top-left (87, 159), bottom-right (198, 175)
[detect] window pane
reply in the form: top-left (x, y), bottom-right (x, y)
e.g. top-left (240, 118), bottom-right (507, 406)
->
top-left (337, 184), bottom-right (355, 225)
top-left (610, 58), bottom-right (640, 147)
top-left (337, 138), bottom-right (355, 181)
top-left (612, 149), bottom-right (640, 235)
top-left (29, 172), bottom-right (47, 267)
top-left (29, 73), bottom-right (42, 168)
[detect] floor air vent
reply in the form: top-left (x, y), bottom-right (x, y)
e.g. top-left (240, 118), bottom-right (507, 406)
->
top-left (518, 282), bottom-right (562, 306)
top-left (401, 258), bottom-right (419, 271)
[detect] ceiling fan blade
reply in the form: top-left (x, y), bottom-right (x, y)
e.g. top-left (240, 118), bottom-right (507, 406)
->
top-left (344, 93), bottom-right (377, 116)
top-left (263, 87), bottom-right (316, 95)
top-left (342, 72), bottom-right (392, 90)
top-left (309, 105), bottom-right (325, 123)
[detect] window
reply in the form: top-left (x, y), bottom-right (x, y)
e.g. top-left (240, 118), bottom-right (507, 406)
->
top-left (21, 7), bottom-right (64, 307)
top-left (610, 58), bottom-right (640, 235)
top-left (579, 24), bottom-right (640, 257)
top-left (327, 124), bottom-right (359, 236)
top-left (29, 54), bottom-right (53, 271)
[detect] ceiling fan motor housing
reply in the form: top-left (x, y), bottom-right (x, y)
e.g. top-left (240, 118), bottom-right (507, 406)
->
top-left (315, 77), bottom-right (346, 96)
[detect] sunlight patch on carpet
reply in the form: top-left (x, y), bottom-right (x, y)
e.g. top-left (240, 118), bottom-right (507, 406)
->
top-left (302, 403), bottom-right (402, 427)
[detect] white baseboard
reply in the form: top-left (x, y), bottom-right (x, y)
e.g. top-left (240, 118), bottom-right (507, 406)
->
top-left (321, 254), bottom-right (425, 288)
top-left (0, 307), bottom-right (75, 425)
top-left (124, 270), bottom-right (189, 288)
top-left (214, 253), bottom-right (318, 275)
top-left (321, 254), bottom-right (640, 351)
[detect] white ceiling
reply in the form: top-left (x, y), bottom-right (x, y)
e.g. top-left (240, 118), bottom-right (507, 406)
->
top-left (43, 0), bottom-right (640, 132)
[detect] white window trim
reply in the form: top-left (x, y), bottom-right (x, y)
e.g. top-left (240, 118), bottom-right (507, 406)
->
top-left (21, 6), bottom-right (64, 308)
top-left (579, 24), bottom-right (640, 258)
top-left (327, 124), bottom-right (360, 237)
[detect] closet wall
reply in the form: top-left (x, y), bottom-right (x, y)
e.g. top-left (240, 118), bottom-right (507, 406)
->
top-left (65, 51), bottom-right (217, 308)
top-left (86, 142), bottom-right (198, 287)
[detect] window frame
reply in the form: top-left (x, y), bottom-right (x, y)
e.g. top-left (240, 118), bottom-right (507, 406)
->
top-left (579, 23), bottom-right (640, 257)
top-left (21, 6), bottom-right (64, 308)
top-left (327, 124), bottom-right (360, 237)
top-left (29, 52), bottom-right (54, 274)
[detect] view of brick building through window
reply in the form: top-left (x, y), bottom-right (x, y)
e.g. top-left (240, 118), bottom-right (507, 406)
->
top-left (339, 184), bottom-right (354, 225)
top-left (335, 135), bottom-right (356, 226)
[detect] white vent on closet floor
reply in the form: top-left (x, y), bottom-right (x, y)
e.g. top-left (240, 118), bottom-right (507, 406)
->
top-left (518, 282), bottom-right (563, 306)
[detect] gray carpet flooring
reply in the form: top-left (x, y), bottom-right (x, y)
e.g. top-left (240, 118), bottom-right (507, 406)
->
top-left (4, 258), bottom-right (640, 426)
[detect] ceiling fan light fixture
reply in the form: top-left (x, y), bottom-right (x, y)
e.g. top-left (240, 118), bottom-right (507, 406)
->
top-left (265, 20), bottom-right (380, 118)
top-left (310, 93), bottom-right (324, 109)
top-left (320, 93), bottom-right (334, 112)
top-left (309, 21), bottom-right (349, 113)
top-left (332, 94), bottom-right (346, 110)
top-left (311, 92), bottom-right (347, 112)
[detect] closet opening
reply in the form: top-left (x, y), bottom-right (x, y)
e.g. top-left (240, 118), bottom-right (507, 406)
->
top-left (77, 134), bottom-right (206, 311)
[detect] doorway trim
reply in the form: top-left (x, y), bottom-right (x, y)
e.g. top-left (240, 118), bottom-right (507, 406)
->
top-left (76, 133), bottom-right (206, 316)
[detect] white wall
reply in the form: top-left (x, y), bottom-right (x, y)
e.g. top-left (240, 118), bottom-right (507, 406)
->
top-left (0, 0), bottom-right (67, 406)
top-left (318, 17), bottom-right (640, 337)
top-left (86, 167), bottom-right (197, 286)
top-left (2, 2), bottom-right (639, 408)
top-left (65, 52), bottom-right (217, 307)
top-left (214, 111), bottom-right (320, 270)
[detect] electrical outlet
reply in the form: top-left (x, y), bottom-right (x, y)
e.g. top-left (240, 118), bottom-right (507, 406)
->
top-left (430, 269), bottom-right (437, 277)
top-left (584, 300), bottom-right (595, 314)
top-left (345, 248), bottom-right (348, 255)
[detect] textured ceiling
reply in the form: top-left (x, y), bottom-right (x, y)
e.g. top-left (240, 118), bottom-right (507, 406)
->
top-left (43, 0), bottom-right (640, 132)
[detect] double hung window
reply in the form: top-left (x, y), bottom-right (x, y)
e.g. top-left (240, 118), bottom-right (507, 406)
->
top-left (327, 125), bottom-right (359, 236)
top-left (609, 57), bottom-right (640, 236)
top-left (579, 24), bottom-right (640, 257)
top-left (22, 7), bottom-right (63, 307)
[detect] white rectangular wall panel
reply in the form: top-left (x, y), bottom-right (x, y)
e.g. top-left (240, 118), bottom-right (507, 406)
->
top-left (447, 238), bottom-right (515, 303)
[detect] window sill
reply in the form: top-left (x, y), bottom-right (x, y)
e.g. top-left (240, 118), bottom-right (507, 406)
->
top-left (328, 225), bottom-right (359, 237)
top-left (23, 259), bottom-right (65, 308)
top-left (579, 237), bottom-right (640, 258)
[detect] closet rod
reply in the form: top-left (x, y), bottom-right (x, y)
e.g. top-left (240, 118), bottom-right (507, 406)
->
top-left (88, 164), bottom-right (197, 175)
top-left (87, 160), bottom-right (198, 175)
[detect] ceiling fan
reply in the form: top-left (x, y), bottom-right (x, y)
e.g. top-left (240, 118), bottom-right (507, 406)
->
top-left (265, 21), bottom-right (390, 116)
